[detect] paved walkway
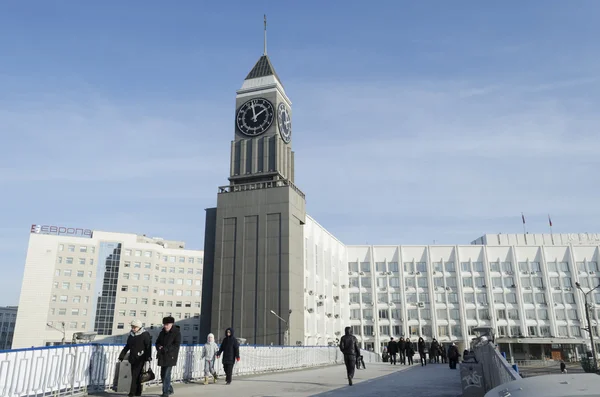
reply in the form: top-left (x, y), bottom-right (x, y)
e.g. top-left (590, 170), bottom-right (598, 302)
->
top-left (122, 361), bottom-right (463, 397)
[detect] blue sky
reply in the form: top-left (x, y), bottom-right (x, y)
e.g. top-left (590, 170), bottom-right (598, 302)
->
top-left (1, 1), bottom-right (599, 305)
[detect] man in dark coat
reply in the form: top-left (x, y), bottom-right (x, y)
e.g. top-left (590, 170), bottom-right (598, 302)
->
top-left (387, 337), bottom-right (398, 365)
top-left (448, 342), bottom-right (460, 369)
top-left (118, 320), bottom-right (152, 397)
top-left (339, 326), bottom-right (361, 386)
top-left (216, 328), bottom-right (240, 385)
top-left (431, 338), bottom-right (440, 363)
top-left (398, 337), bottom-right (406, 365)
top-left (155, 316), bottom-right (181, 397)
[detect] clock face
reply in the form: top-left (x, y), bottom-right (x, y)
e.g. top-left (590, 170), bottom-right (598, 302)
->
top-left (277, 103), bottom-right (292, 144)
top-left (236, 98), bottom-right (275, 137)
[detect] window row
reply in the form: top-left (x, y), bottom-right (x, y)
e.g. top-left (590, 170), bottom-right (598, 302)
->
top-left (51, 283), bottom-right (92, 292)
top-left (57, 257), bottom-right (95, 266)
top-left (55, 270), bottom-right (94, 278)
top-left (122, 248), bottom-right (202, 265)
top-left (349, 260), bottom-right (600, 275)
top-left (50, 308), bottom-right (88, 316)
top-left (59, 244), bottom-right (95, 254)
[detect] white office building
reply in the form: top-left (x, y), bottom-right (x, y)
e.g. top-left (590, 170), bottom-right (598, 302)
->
top-left (0, 306), bottom-right (17, 350)
top-left (303, 223), bottom-right (600, 360)
top-left (13, 225), bottom-right (204, 349)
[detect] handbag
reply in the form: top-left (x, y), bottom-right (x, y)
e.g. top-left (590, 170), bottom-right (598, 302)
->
top-left (140, 362), bottom-right (156, 383)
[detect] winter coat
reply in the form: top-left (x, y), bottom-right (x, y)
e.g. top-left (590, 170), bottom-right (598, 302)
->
top-left (387, 340), bottom-right (398, 354)
top-left (440, 346), bottom-right (447, 358)
top-left (156, 325), bottom-right (181, 367)
top-left (119, 328), bottom-right (152, 364)
top-left (202, 339), bottom-right (218, 362)
top-left (217, 328), bottom-right (240, 365)
top-left (339, 327), bottom-right (361, 357)
top-left (448, 345), bottom-right (460, 360)
top-left (398, 339), bottom-right (406, 352)
top-left (431, 340), bottom-right (440, 355)
top-left (417, 339), bottom-right (426, 354)
top-left (406, 343), bottom-right (415, 357)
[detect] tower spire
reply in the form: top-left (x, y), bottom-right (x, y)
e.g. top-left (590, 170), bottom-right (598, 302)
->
top-left (263, 14), bottom-right (267, 56)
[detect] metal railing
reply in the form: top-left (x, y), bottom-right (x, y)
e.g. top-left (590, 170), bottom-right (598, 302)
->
top-left (218, 179), bottom-right (306, 199)
top-left (473, 342), bottom-right (520, 392)
top-left (0, 344), bottom-right (380, 397)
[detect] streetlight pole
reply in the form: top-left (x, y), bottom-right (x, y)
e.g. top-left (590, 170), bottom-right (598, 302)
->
top-left (270, 309), bottom-right (292, 346)
top-left (47, 322), bottom-right (66, 345)
top-left (575, 282), bottom-right (599, 371)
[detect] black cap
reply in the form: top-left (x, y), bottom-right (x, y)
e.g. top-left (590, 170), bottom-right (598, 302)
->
top-left (163, 316), bottom-right (175, 325)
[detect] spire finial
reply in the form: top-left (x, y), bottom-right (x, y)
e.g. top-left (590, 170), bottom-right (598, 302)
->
top-left (263, 14), bottom-right (267, 56)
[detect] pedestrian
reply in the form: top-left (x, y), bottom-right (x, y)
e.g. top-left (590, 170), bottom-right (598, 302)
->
top-left (560, 360), bottom-right (567, 374)
top-left (387, 337), bottom-right (398, 365)
top-left (202, 333), bottom-right (219, 384)
top-left (440, 344), bottom-right (447, 364)
top-left (118, 320), bottom-right (152, 397)
top-left (339, 326), bottom-right (361, 386)
top-left (405, 339), bottom-right (415, 365)
top-left (431, 338), bottom-right (440, 363)
top-left (418, 337), bottom-right (427, 366)
top-left (398, 337), bottom-right (406, 365)
top-left (155, 316), bottom-right (181, 397)
top-left (216, 328), bottom-right (240, 385)
top-left (448, 342), bottom-right (460, 369)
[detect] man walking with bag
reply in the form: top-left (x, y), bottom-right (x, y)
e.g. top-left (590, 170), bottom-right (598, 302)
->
top-left (339, 326), bottom-right (361, 386)
top-left (156, 316), bottom-right (181, 397)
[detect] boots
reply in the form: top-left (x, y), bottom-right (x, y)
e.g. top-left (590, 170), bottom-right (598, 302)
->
top-left (213, 372), bottom-right (218, 383)
top-left (203, 376), bottom-right (208, 385)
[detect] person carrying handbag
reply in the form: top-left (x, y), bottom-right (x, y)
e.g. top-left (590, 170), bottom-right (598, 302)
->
top-left (156, 316), bottom-right (181, 397)
top-left (118, 320), bottom-right (152, 397)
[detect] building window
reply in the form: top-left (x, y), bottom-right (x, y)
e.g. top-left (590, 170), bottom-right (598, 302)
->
top-left (437, 325), bottom-right (449, 337)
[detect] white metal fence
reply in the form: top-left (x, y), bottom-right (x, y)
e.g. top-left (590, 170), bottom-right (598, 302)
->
top-left (0, 344), bottom-right (380, 397)
top-left (473, 342), bottom-right (520, 392)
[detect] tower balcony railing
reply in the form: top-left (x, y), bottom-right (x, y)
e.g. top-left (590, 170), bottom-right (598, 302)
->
top-left (0, 343), bottom-right (379, 397)
top-left (219, 179), bottom-right (305, 199)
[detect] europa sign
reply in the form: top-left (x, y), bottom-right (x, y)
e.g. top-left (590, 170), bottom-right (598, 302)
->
top-left (30, 224), bottom-right (93, 238)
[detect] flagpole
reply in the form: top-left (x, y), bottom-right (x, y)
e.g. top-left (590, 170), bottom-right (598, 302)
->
top-left (521, 212), bottom-right (528, 244)
top-left (549, 214), bottom-right (554, 244)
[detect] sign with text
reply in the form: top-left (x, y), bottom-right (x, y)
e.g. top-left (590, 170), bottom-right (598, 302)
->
top-left (31, 224), bottom-right (93, 239)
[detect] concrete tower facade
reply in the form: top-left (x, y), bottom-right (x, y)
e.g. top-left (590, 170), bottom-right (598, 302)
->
top-left (201, 46), bottom-right (306, 345)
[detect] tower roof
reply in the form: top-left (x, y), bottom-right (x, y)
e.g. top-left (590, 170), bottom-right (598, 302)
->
top-left (245, 55), bottom-right (282, 84)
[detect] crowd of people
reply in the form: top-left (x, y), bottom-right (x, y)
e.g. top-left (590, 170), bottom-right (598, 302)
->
top-left (383, 336), bottom-right (461, 369)
top-left (338, 328), bottom-right (464, 385)
top-left (118, 318), bottom-right (240, 397)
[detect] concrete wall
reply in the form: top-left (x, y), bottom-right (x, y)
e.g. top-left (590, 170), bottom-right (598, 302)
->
top-left (209, 184), bottom-right (306, 345)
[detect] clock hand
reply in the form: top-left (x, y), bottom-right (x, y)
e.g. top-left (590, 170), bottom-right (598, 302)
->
top-left (251, 103), bottom-right (257, 121)
top-left (253, 108), bottom-right (267, 119)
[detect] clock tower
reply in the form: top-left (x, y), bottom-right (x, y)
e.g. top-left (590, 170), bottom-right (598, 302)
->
top-left (201, 19), bottom-right (307, 346)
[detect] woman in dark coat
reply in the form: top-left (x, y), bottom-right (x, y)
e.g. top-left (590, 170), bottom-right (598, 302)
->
top-left (417, 337), bottom-right (427, 366)
top-left (405, 339), bottom-right (415, 365)
top-left (216, 327), bottom-right (240, 384)
top-left (118, 320), bottom-right (152, 397)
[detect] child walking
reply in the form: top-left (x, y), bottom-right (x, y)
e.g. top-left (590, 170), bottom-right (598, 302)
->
top-left (201, 333), bottom-right (219, 384)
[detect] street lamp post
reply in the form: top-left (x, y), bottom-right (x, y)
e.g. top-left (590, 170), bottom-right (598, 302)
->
top-left (575, 282), bottom-right (600, 371)
top-left (47, 322), bottom-right (66, 345)
top-left (270, 309), bottom-right (292, 346)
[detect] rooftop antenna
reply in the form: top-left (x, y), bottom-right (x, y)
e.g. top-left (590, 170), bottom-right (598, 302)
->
top-left (263, 14), bottom-right (267, 56)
